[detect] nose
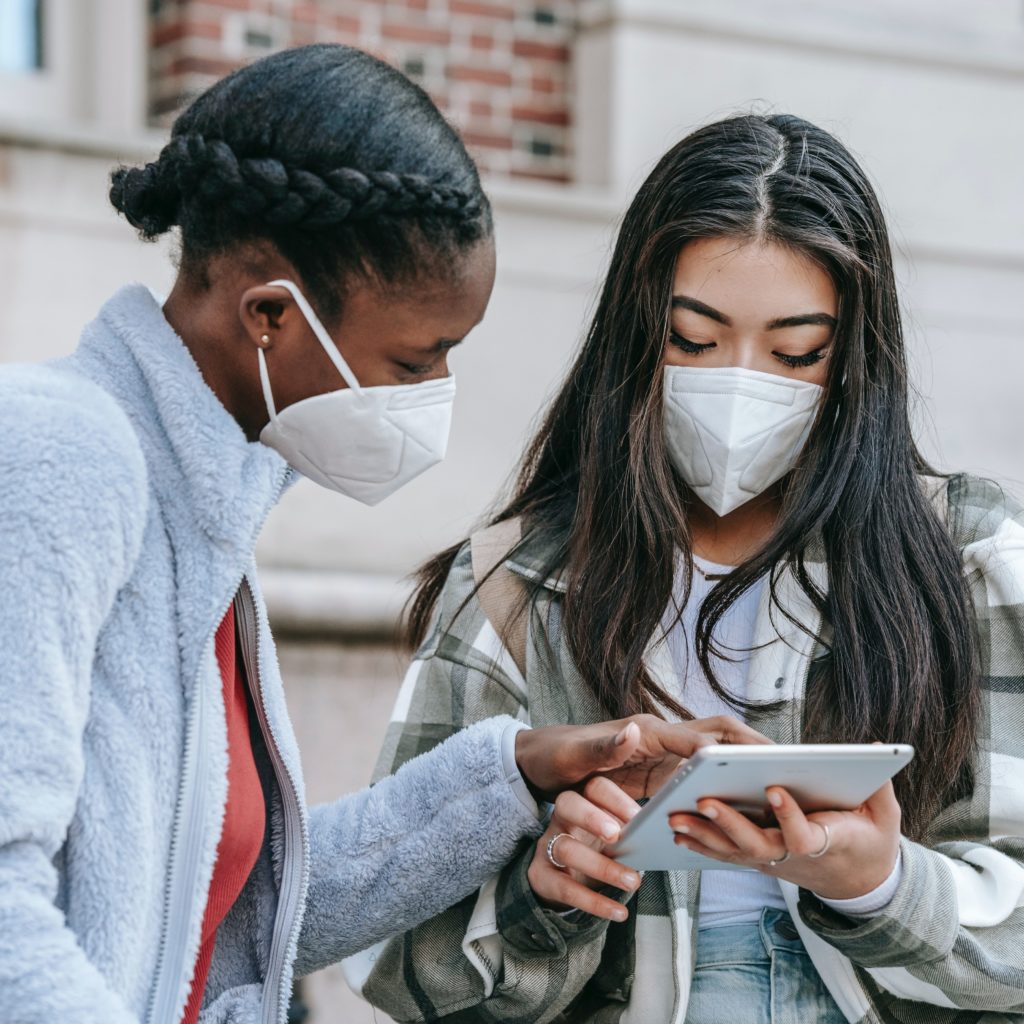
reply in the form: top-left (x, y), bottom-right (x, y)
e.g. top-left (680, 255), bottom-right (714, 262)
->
top-left (424, 360), bottom-right (452, 382)
top-left (726, 339), bottom-right (762, 372)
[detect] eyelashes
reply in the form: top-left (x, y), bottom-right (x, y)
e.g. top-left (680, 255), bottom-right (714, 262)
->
top-left (669, 333), bottom-right (715, 356)
top-left (774, 349), bottom-right (828, 368)
top-left (397, 360), bottom-right (435, 376)
top-left (669, 332), bottom-right (829, 369)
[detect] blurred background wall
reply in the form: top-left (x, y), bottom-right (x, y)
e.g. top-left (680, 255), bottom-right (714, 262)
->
top-left (1, 1), bottom-right (1021, 1021)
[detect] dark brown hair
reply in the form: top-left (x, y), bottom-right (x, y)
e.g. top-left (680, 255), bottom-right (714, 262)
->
top-left (410, 113), bottom-right (978, 840)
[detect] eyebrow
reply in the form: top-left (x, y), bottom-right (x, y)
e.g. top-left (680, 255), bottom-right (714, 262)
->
top-left (414, 337), bottom-right (464, 355)
top-left (672, 295), bottom-right (731, 326)
top-left (766, 312), bottom-right (837, 331)
top-left (672, 295), bottom-right (837, 332)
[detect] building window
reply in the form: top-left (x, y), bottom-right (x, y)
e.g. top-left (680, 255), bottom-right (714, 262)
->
top-left (0, 0), bottom-right (43, 74)
top-left (0, 0), bottom-right (149, 134)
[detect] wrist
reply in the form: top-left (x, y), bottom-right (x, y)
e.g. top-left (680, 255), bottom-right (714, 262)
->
top-left (812, 848), bottom-right (901, 902)
top-left (514, 726), bottom-right (548, 802)
top-left (816, 851), bottom-right (903, 916)
top-left (502, 721), bottom-right (541, 818)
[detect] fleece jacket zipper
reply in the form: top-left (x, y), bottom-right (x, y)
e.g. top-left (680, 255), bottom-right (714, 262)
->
top-left (236, 577), bottom-right (309, 1024)
top-left (145, 589), bottom-right (231, 1024)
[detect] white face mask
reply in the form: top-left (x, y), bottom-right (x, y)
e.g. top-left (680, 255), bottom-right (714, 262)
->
top-left (257, 278), bottom-right (456, 506)
top-left (663, 365), bottom-right (823, 517)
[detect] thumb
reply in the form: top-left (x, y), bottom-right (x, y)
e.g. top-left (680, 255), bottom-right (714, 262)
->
top-left (584, 721), bottom-right (641, 773)
top-left (864, 779), bottom-right (901, 827)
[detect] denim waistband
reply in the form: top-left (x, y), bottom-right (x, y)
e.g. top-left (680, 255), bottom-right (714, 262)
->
top-left (694, 908), bottom-right (806, 968)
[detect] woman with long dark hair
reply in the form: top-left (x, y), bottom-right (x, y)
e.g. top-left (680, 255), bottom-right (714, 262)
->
top-left (354, 113), bottom-right (1024, 1022)
top-left (0, 46), bottom-right (759, 1024)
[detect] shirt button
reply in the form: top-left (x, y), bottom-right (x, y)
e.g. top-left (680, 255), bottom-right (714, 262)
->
top-left (774, 676), bottom-right (785, 689)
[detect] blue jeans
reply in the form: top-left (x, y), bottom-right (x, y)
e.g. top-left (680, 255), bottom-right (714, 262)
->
top-left (684, 909), bottom-right (847, 1024)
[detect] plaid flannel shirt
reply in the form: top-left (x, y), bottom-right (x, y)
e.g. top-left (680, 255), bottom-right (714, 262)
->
top-left (344, 474), bottom-right (1024, 1024)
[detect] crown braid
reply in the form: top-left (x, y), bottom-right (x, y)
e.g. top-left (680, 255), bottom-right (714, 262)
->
top-left (110, 45), bottom-right (493, 322)
top-left (112, 133), bottom-right (485, 238)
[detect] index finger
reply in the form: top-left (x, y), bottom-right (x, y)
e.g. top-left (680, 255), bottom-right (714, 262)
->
top-left (689, 716), bottom-right (774, 746)
top-left (582, 775), bottom-right (642, 824)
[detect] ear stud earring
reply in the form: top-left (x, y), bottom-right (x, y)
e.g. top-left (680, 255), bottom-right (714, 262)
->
top-left (259, 333), bottom-right (271, 348)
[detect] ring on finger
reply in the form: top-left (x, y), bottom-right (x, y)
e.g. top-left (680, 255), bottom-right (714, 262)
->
top-left (546, 832), bottom-right (571, 869)
top-left (768, 851), bottom-right (790, 867)
top-left (807, 823), bottom-right (832, 859)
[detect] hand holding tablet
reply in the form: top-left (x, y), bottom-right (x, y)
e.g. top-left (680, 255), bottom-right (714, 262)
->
top-left (608, 743), bottom-right (913, 876)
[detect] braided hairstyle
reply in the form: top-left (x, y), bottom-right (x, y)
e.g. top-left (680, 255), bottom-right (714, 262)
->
top-left (110, 44), bottom-right (492, 323)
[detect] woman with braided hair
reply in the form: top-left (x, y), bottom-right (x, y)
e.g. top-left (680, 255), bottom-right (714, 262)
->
top-left (0, 44), bottom-right (761, 1024)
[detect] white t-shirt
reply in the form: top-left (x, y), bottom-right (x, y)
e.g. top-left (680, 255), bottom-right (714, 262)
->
top-left (661, 555), bottom-right (902, 927)
top-left (662, 555), bottom-right (787, 928)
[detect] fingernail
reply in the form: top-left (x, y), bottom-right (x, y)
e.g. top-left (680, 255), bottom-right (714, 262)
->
top-left (701, 804), bottom-right (718, 820)
top-left (613, 907), bottom-right (627, 922)
top-left (602, 821), bottom-right (620, 840)
top-left (623, 872), bottom-right (640, 889)
top-left (672, 824), bottom-right (690, 835)
top-left (768, 791), bottom-right (783, 808)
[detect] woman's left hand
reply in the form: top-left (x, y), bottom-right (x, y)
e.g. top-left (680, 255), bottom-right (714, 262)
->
top-left (667, 782), bottom-right (902, 900)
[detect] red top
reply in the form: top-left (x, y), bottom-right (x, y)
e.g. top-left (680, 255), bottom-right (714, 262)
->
top-left (182, 604), bottom-right (267, 1024)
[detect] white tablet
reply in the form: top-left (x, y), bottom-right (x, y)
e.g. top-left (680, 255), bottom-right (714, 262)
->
top-left (607, 743), bottom-right (914, 872)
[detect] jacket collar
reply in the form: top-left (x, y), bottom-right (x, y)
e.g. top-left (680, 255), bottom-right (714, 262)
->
top-left (504, 525), bottom-right (568, 593)
top-left (73, 283), bottom-right (292, 553)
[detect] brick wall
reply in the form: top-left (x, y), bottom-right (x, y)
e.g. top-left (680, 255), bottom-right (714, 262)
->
top-left (149, 0), bottom-right (576, 182)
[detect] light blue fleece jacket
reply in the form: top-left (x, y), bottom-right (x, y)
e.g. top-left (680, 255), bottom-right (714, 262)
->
top-left (0, 284), bottom-right (542, 1024)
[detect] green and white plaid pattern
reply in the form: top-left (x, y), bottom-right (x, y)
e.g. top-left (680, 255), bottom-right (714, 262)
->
top-left (345, 475), bottom-right (1024, 1024)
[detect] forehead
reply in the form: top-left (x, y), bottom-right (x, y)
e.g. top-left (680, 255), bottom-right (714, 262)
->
top-left (672, 237), bottom-right (837, 319)
top-left (341, 239), bottom-right (496, 338)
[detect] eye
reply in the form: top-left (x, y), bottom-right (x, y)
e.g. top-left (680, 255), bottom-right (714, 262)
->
top-left (774, 346), bottom-right (828, 369)
top-left (397, 360), bottom-right (433, 376)
top-left (670, 332), bottom-right (715, 356)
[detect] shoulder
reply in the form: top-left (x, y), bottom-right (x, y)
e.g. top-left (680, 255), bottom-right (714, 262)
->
top-left (417, 540), bottom-right (481, 657)
top-left (0, 363), bottom-right (148, 559)
top-left (420, 519), bottom-right (565, 656)
top-left (944, 474), bottom-right (1023, 604)
top-left (945, 473), bottom-right (1023, 548)
top-left (0, 362), bottom-right (145, 472)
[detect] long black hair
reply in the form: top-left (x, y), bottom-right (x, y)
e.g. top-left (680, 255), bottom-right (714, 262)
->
top-left (410, 113), bottom-right (978, 840)
top-left (110, 44), bottom-right (491, 321)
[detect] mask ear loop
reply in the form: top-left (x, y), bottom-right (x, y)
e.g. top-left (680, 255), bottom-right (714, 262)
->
top-left (267, 278), bottom-right (363, 395)
top-left (257, 348), bottom-right (281, 429)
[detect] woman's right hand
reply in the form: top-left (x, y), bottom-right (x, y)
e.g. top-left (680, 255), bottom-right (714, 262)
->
top-left (515, 713), bottom-right (771, 803)
top-left (526, 775), bottom-right (643, 921)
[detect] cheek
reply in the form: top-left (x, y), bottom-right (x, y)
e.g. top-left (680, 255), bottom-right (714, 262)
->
top-left (662, 342), bottom-right (684, 367)
top-left (806, 356), bottom-right (831, 387)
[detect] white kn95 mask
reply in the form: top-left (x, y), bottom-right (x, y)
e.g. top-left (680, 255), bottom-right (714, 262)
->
top-left (663, 365), bottom-right (823, 517)
top-left (257, 278), bottom-right (456, 506)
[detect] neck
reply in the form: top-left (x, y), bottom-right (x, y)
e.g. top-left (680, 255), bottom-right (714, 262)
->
top-left (161, 278), bottom-right (265, 441)
top-left (688, 486), bottom-right (782, 566)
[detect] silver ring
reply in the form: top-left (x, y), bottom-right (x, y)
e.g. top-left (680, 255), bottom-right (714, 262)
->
top-left (768, 851), bottom-right (790, 867)
top-left (808, 823), bottom-right (832, 858)
top-left (546, 832), bottom-right (570, 869)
